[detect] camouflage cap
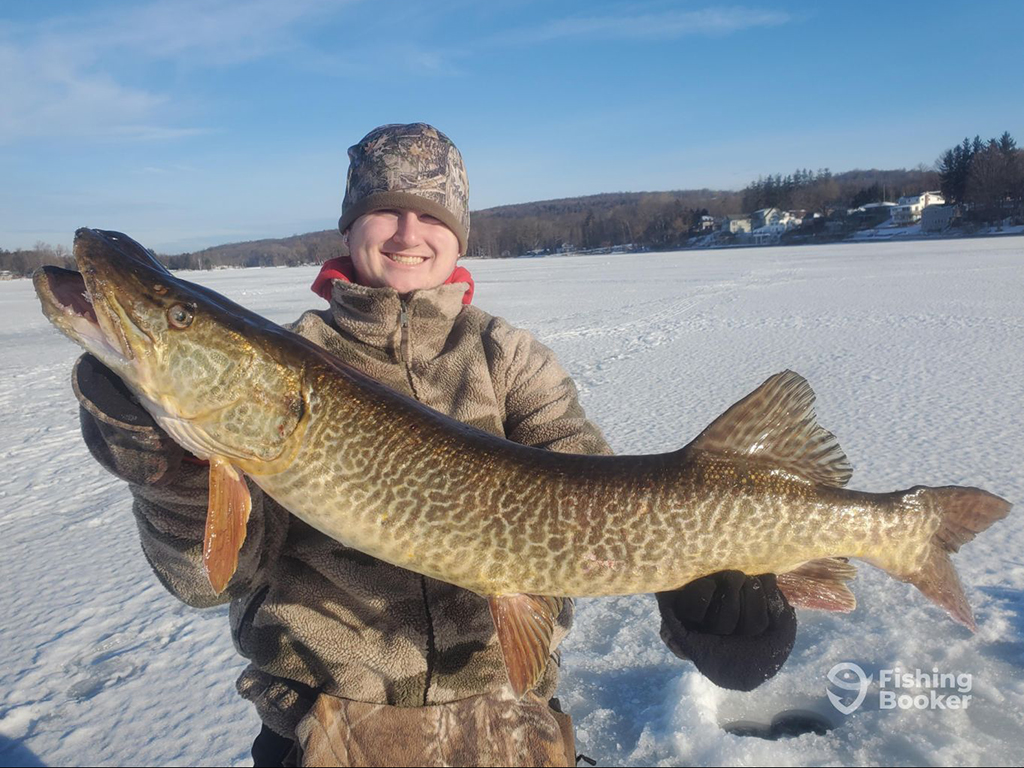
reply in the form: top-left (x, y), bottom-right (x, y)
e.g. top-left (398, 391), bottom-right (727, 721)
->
top-left (339, 123), bottom-right (470, 255)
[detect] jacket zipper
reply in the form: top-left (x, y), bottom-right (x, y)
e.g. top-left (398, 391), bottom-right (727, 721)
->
top-left (398, 301), bottom-right (419, 398)
top-left (398, 299), bottom-right (433, 702)
top-left (398, 301), bottom-right (409, 363)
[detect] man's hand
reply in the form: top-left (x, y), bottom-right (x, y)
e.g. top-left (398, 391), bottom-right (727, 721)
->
top-left (75, 352), bottom-right (159, 429)
top-left (656, 570), bottom-right (796, 691)
top-left (74, 353), bottom-right (187, 486)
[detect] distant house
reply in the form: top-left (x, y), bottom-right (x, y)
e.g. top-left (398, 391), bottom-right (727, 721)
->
top-left (849, 201), bottom-right (898, 228)
top-left (892, 191), bottom-right (945, 225)
top-left (921, 205), bottom-right (956, 232)
top-left (722, 215), bottom-right (752, 234)
top-left (752, 211), bottom-right (801, 245)
top-left (752, 208), bottom-right (783, 229)
top-left (694, 214), bottom-right (716, 233)
top-left (0, 270), bottom-right (13, 280)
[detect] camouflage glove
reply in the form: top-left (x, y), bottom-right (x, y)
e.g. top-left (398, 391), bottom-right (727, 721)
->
top-left (656, 571), bottom-right (796, 692)
top-left (73, 353), bottom-right (186, 486)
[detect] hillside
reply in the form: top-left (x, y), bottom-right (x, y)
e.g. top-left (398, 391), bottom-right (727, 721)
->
top-left (0, 167), bottom-right (955, 275)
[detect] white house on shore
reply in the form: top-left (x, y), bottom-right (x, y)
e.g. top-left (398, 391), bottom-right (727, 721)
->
top-left (752, 208), bottom-right (783, 229)
top-left (752, 209), bottom-right (802, 245)
top-left (721, 214), bottom-right (752, 234)
top-left (921, 205), bottom-right (956, 232)
top-left (892, 191), bottom-right (945, 225)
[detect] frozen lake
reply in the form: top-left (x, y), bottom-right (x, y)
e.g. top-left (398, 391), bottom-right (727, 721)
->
top-left (1, 237), bottom-right (1022, 766)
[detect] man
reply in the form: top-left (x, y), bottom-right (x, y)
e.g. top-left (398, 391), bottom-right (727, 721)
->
top-left (73, 123), bottom-right (796, 766)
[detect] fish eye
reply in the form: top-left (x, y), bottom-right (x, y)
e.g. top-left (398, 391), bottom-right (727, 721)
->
top-left (168, 304), bottom-right (194, 329)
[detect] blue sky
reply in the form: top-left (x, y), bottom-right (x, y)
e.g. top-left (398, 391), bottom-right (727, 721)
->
top-left (2, 0), bottom-right (1022, 253)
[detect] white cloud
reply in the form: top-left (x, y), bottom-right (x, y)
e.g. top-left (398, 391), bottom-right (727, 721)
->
top-left (0, 42), bottom-right (167, 143)
top-left (89, 0), bottom-right (350, 65)
top-left (0, 0), bottom-right (357, 144)
top-left (110, 126), bottom-right (213, 142)
top-left (492, 6), bottom-right (791, 45)
top-left (139, 163), bottom-right (201, 174)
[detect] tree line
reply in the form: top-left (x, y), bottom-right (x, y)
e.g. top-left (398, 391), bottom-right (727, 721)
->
top-left (466, 189), bottom-right (744, 257)
top-left (937, 132), bottom-right (1023, 215)
top-left (4, 132), bottom-right (1021, 276)
top-left (0, 231), bottom-right (348, 278)
top-left (740, 167), bottom-right (941, 213)
top-left (466, 166), bottom-right (944, 257)
top-left (160, 229), bottom-right (346, 271)
top-left (0, 242), bottom-right (75, 278)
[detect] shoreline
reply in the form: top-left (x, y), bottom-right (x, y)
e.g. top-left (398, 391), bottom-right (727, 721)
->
top-left (3, 229), bottom-right (1022, 279)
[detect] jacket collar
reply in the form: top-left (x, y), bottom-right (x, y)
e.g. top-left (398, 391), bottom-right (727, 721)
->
top-left (310, 257), bottom-right (475, 361)
top-left (311, 256), bottom-right (474, 305)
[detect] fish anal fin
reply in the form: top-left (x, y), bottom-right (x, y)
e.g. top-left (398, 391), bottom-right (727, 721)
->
top-left (686, 370), bottom-right (853, 487)
top-left (777, 557), bottom-right (858, 612)
top-left (488, 594), bottom-right (565, 698)
top-left (203, 457), bottom-right (252, 594)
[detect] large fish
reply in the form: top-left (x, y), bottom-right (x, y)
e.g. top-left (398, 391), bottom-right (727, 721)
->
top-left (35, 228), bottom-right (1011, 696)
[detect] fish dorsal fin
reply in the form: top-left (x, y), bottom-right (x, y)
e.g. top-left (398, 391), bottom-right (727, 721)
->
top-left (488, 594), bottom-right (565, 698)
top-left (203, 457), bottom-right (252, 594)
top-left (687, 370), bottom-right (853, 487)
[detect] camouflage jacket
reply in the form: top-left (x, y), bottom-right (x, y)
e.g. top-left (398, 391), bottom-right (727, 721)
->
top-left (76, 275), bottom-right (612, 738)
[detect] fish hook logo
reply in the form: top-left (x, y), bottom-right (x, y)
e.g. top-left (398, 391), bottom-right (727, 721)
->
top-left (827, 662), bottom-right (869, 714)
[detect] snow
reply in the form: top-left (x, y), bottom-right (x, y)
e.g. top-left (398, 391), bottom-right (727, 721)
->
top-left (849, 221), bottom-right (1024, 241)
top-left (2, 238), bottom-right (1023, 766)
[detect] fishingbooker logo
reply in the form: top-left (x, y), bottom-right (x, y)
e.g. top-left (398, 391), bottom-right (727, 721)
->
top-left (826, 662), bottom-right (869, 714)
top-left (826, 663), bottom-right (973, 714)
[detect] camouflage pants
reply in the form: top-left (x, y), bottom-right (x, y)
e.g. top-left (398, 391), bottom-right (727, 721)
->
top-left (294, 690), bottom-right (576, 767)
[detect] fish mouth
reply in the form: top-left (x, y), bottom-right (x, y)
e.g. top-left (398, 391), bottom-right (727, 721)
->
top-left (33, 229), bottom-right (160, 368)
top-left (34, 265), bottom-right (135, 366)
top-left (39, 266), bottom-right (96, 324)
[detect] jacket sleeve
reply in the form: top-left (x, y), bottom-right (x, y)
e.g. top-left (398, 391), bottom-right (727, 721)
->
top-left (485, 318), bottom-right (613, 457)
top-left (74, 354), bottom-right (289, 608)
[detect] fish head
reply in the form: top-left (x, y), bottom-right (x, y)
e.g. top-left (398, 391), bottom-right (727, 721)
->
top-left (34, 228), bottom-right (307, 468)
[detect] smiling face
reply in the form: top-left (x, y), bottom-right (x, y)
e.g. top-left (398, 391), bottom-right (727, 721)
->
top-left (346, 209), bottom-right (461, 294)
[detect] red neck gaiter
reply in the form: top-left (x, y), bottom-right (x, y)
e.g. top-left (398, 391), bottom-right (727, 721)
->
top-left (311, 257), bottom-right (475, 305)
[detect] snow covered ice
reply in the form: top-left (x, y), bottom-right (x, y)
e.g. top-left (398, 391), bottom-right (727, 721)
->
top-left (1, 238), bottom-right (1022, 766)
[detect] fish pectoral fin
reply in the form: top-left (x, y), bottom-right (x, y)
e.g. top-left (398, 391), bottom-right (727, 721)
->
top-left (685, 370), bottom-right (853, 487)
top-left (203, 457), bottom-right (252, 594)
top-left (777, 557), bottom-right (858, 612)
top-left (488, 594), bottom-right (565, 699)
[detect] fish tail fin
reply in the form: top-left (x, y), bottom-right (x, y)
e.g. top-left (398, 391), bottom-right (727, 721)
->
top-left (885, 487), bottom-right (1010, 631)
